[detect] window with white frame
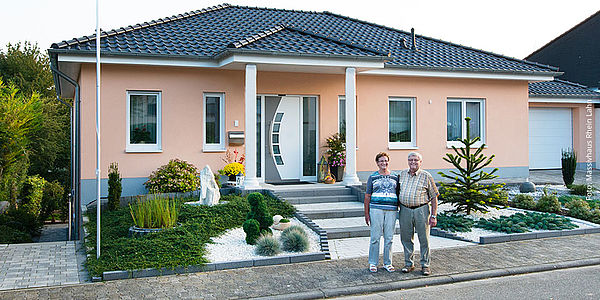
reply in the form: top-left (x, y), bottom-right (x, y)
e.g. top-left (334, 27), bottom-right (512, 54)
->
top-left (447, 98), bottom-right (485, 146)
top-left (204, 92), bottom-right (225, 151)
top-left (338, 96), bottom-right (346, 137)
top-left (126, 91), bottom-right (161, 152)
top-left (388, 97), bottom-right (416, 148)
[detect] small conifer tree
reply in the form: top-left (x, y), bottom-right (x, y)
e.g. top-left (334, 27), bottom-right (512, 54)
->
top-left (107, 162), bottom-right (122, 211)
top-left (561, 148), bottom-right (577, 187)
top-left (438, 117), bottom-right (506, 214)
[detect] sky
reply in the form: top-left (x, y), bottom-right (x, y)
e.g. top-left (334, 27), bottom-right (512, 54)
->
top-left (1, 0), bottom-right (599, 59)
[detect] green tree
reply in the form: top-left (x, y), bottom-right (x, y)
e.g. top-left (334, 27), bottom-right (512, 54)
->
top-left (0, 79), bottom-right (43, 206)
top-left (438, 117), bottom-right (506, 214)
top-left (0, 42), bottom-right (70, 188)
top-left (0, 42), bottom-right (54, 98)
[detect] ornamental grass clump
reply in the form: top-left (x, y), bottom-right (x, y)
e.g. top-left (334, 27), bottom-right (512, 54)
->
top-left (255, 234), bottom-right (280, 256)
top-left (438, 117), bottom-right (506, 214)
top-left (144, 158), bottom-right (201, 193)
top-left (129, 195), bottom-right (179, 229)
top-left (280, 226), bottom-right (309, 252)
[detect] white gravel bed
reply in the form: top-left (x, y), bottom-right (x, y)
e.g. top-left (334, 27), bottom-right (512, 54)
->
top-left (437, 203), bottom-right (598, 243)
top-left (206, 218), bottom-right (321, 263)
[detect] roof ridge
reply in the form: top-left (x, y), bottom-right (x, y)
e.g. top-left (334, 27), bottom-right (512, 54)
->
top-left (283, 25), bottom-right (389, 56)
top-left (320, 11), bottom-right (560, 72)
top-left (51, 3), bottom-right (232, 49)
top-left (227, 25), bottom-right (286, 48)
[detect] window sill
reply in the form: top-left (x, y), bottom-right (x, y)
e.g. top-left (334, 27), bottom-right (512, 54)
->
top-left (388, 144), bottom-right (418, 150)
top-left (203, 148), bottom-right (227, 153)
top-left (125, 148), bottom-right (163, 153)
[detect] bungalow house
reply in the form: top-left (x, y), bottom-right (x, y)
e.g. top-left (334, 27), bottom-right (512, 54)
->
top-left (49, 4), bottom-right (571, 218)
top-left (525, 10), bottom-right (600, 170)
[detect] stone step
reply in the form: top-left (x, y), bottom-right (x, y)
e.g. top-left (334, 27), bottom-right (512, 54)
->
top-left (273, 187), bottom-right (353, 198)
top-left (284, 195), bottom-right (358, 205)
top-left (294, 202), bottom-right (365, 219)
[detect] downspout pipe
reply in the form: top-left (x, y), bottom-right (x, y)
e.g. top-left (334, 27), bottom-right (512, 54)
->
top-left (49, 61), bottom-right (82, 241)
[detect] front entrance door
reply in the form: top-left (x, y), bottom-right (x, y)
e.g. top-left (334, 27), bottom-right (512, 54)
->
top-left (262, 95), bottom-right (318, 182)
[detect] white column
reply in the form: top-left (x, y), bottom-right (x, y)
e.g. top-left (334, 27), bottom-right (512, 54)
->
top-left (244, 64), bottom-right (260, 189)
top-left (343, 67), bottom-right (361, 185)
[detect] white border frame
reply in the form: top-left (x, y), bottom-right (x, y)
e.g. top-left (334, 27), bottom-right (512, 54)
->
top-left (446, 98), bottom-right (485, 148)
top-left (388, 97), bottom-right (417, 149)
top-left (203, 92), bottom-right (226, 152)
top-left (125, 91), bottom-right (162, 153)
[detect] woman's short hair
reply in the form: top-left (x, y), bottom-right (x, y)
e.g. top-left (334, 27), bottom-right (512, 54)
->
top-left (375, 152), bottom-right (390, 162)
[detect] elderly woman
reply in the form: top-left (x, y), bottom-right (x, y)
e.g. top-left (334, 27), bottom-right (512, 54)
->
top-left (364, 152), bottom-right (399, 273)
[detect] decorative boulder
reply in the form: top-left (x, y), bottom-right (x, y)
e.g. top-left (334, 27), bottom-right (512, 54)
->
top-left (519, 180), bottom-right (536, 193)
top-left (185, 165), bottom-right (220, 206)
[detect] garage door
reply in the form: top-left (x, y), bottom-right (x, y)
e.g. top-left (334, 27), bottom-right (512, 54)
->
top-left (529, 108), bottom-right (573, 169)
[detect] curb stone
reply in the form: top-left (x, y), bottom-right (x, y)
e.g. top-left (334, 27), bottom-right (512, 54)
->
top-left (249, 257), bottom-right (600, 299)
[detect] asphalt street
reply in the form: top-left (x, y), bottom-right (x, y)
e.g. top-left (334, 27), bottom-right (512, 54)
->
top-left (337, 264), bottom-right (600, 300)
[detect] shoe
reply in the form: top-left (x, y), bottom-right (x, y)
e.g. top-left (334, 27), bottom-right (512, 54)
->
top-left (369, 264), bottom-right (377, 273)
top-left (383, 265), bottom-right (395, 273)
top-left (401, 265), bottom-right (415, 273)
top-left (422, 267), bottom-right (431, 276)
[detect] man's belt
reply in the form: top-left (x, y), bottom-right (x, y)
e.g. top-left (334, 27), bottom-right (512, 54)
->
top-left (400, 202), bottom-right (428, 209)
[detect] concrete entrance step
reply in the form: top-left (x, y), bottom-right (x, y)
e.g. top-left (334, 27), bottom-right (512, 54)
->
top-left (325, 226), bottom-right (401, 239)
top-left (294, 201), bottom-right (364, 219)
top-left (284, 195), bottom-right (358, 205)
top-left (273, 187), bottom-right (353, 198)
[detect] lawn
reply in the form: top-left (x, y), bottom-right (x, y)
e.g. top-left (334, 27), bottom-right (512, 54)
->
top-left (84, 193), bottom-right (295, 277)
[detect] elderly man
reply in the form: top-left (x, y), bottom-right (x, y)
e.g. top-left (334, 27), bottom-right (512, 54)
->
top-left (398, 152), bottom-right (439, 276)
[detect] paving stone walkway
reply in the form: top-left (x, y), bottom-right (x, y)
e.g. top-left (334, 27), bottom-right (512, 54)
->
top-left (1, 233), bottom-right (598, 299)
top-left (0, 238), bottom-right (89, 290)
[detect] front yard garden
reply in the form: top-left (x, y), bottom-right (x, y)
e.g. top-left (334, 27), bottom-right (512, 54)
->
top-left (84, 192), bottom-right (295, 277)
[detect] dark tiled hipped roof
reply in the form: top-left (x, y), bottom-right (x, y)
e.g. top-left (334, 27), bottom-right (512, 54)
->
top-left (51, 4), bottom-right (557, 74)
top-left (529, 79), bottom-right (600, 98)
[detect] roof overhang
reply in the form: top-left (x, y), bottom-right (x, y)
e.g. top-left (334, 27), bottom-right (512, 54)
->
top-left (361, 67), bottom-right (559, 81)
top-left (529, 96), bottom-right (600, 104)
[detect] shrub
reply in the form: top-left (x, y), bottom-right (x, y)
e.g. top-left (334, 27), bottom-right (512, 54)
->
top-left (561, 148), bottom-right (577, 187)
top-left (144, 159), bottom-right (201, 193)
top-left (438, 117), bottom-right (505, 214)
top-left (566, 199), bottom-right (591, 220)
top-left (243, 218), bottom-right (260, 245)
top-left (476, 212), bottom-right (576, 233)
top-left (512, 194), bottom-right (536, 210)
top-left (246, 193), bottom-right (273, 233)
top-left (220, 162), bottom-right (245, 177)
top-left (589, 209), bottom-right (600, 224)
top-left (536, 190), bottom-right (561, 213)
top-left (569, 184), bottom-right (589, 196)
top-left (107, 162), bottom-right (122, 211)
top-left (40, 180), bottom-right (64, 222)
top-left (0, 224), bottom-right (32, 243)
top-left (489, 189), bottom-right (509, 206)
top-left (129, 195), bottom-right (179, 229)
top-left (0, 208), bottom-right (41, 236)
top-left (20, 175), bottom-right (46, 217)
top-left (255, 234), bottom-right (280, 256)
top-left (436, 213), bottom-right (474, 232)
top-left (281, 227), bottom-right (309, 252)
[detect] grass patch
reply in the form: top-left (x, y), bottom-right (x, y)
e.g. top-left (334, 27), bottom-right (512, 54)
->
top-left (84, 192), bottom-right (294, 276)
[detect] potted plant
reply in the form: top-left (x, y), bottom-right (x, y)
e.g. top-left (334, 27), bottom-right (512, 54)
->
top-left (128, 194), bottom-right (180, 237)
top-left (324, 133), bottom-right (346, 181)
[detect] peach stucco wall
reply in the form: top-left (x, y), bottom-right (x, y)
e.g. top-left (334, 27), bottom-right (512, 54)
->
top-left (78, 64), bottom-right (529, 180)
top-left (529, 102), bottom-right (596, 164)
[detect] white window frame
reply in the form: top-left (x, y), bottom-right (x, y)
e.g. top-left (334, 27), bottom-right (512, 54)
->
top-left (126, 91), bottom-right (162, 153)
top-left (338, 96), bottom-right (346, 135)
top-left (203, 92), bottom-right (226, 152)
top-left (446, 98), bottom-right (485, 148)
top-left (388, 97), bottom-right (417, 149)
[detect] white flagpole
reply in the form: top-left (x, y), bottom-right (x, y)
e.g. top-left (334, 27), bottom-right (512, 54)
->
top-left (95, 0), bottom-right (102, 259)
